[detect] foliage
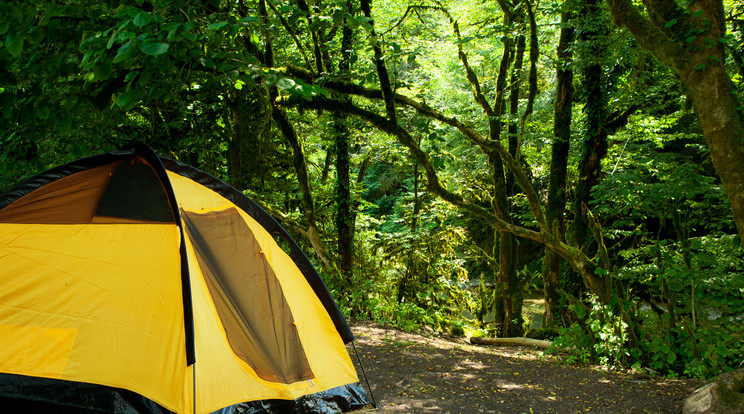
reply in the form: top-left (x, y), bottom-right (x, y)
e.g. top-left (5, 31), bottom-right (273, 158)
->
top-left (549, 295), bottom-right (636, 369)
top-left (1, 0), bottom-right (743, 380)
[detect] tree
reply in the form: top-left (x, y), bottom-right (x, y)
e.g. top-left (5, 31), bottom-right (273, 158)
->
top-left (605, 0), bottom-right (744, 245)
top-left (543, 7), bottom-right (574, 327)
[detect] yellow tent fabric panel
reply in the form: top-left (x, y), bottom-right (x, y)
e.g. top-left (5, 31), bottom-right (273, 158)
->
top-left (0, 223), bottom-right (187, 413)
top-left (182, 220), bottom-right (359, 413)
top-left (231, 206), bottom-right (359, 389)
top-left (182, 207), bottom-right (314, 384)
top-left (166, 171), bottom-right (231, 211)
top-left (166, 167), bottom-right (359, 412)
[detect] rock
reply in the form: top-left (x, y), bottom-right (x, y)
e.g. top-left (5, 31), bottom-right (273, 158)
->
top-left (683, 369), bottom-right (744, 414)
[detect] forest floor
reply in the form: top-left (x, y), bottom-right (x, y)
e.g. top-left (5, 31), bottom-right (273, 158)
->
top-left (348, 320), bottom-right (704, 414)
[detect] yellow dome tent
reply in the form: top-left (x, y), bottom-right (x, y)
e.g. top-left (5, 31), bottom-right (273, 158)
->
top-left (0, 144), bottom-right (370, 413)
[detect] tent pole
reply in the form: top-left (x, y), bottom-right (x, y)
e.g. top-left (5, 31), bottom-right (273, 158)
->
top-left (351, 341), bottom-right (377, 408)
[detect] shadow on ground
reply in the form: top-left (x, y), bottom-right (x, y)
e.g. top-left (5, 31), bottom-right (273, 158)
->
top-left (348, 321), bottom-right (702, 414)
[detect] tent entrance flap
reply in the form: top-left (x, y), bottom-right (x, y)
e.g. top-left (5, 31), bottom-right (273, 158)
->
top-left (182, 207), bottom-right (314, 384)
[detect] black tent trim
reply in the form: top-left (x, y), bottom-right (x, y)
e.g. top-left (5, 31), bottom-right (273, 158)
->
top-left (210, 383), bottom-right (370, 414)
top-left (125, 143), bottom-right (196, 366)
top-left (160, 156), bottom-right (354, 344)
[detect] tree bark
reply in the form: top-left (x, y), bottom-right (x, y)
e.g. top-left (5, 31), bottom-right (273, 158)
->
top-left (606, 0), bottom-right (744, 245)
top-left (543, 10), bottom-right (574, 328)
top-left (333, 7), bottom-right (355, 286)
top-left (490, 22), bottom-right (522, 337)
top-left (228, 86), bottom-right (270, 191)
top-left (272, 107), bottom-right (334, 273)
top-left (569, 0), bottom-right (612, 302)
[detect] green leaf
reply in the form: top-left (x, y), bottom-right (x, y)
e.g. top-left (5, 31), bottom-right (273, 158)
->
top-left (124, 70), bottom-right (140, 83)
top-left (141, 42), bottom-right (169, 56)
top-left (118, 19), bottom-right (133, 31)
top-left (133, 12), bottom-right (153, 27)
top-left (207, 22), bottom-right (229, 31)
top-left (276, 77), bottom-right (295, 90)
top-left (138, 70), bottom-right (152, 86)
top-left (6, 32), bottom-right (24, 56)
top-left (695, 63), bottom-right (706, 70)
top-left (116, 89), bottom-right (141, 110)
top-left (118, 31), bottom-right (135, 42)
top-left (162, 22), bottom-right (181, 31)
top-left (355, 16), bottom-right (374, 32)
top-left (80, 50), bottom-right (95, 67)
top-left (572, 303), bottom-right (586, 319)
top-left (113, 41), bottom-right (138, 63)
top-left (666, 351), bottom-right (677, 364)
top-left (686, 35), bottom-right (697, 43)
top-left (107, 30), bottom-right (118, 49)
top-left (664, 19), bottom-right (677, 28)
top-left (94, 60), bottom-right (113, 80)
top-left (59, 117), bottom-right (72, 134)
top-left (0, 23), bottom-right (10, 35)
top-left (36, 106), bottom-right (50, 120)
top-left (692, 10), bottom-right (704, 18)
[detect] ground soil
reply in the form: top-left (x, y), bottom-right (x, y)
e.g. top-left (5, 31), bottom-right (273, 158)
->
top-left (348, 320), bottom-right (704, 414)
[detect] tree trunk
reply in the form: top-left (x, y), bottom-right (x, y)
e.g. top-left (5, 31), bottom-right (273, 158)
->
top-left (489, 26), bottom-right (523, 337)
top-left (228, 87), bottom-right (270, 191)
top-left (334, 113), bottom-right (353, 284)
top-left (272, 108), bottom-right (334, 273)
top-left (490, 151), bottom-right (523, 337)
top-left (543, 10), bottom-right (574, 328)
top-left (334, 3), bottom-right (356, 286)
top-left (605, 0), bottom-right (744, 245)
top-left (568, 0), bottom-right (611, 302)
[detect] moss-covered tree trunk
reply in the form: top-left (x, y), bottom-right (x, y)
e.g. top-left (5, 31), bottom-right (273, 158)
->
top-left (489, 6), bottom-right (524, 337)
top-left (228, 85), bottom-right (272, 192)
top-left (568, 0), bottom-right (612, 302)
top-left (333, 7), bottom-right (355, 287)
top-left (543, 10), bottom-right (574, 328)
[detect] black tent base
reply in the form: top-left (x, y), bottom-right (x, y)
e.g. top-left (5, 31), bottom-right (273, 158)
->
top-left (211, 383), bottom-right (371, 414)
top-left (0, 374), bottom-right (370, 414)
top-left (0, 373), bottom-right (172, 414)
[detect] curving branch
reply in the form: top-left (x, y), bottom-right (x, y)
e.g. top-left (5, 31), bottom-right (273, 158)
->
top-left (360, 0), bottom-right (397, 123)
top-left (279, 64), bottom-right (548, 229)
top-left (264, 0), bottom-right (313, 70)
top-left (277, 93), bottom-right (548, 238)
top-left (605, 0), bottom-right (687, 70)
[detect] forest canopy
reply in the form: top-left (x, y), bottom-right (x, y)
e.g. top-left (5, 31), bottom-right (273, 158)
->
top-left (1, 0), bottom-right (743, 378)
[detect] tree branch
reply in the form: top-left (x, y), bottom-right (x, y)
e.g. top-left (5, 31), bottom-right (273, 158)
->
top-left (605, 0), bottom-right (687, 70)
top-left (276, 93), bottom-right (547, 242)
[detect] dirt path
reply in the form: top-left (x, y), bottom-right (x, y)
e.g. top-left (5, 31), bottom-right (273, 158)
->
top-left (348, 321), bottom-right (703, 414)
